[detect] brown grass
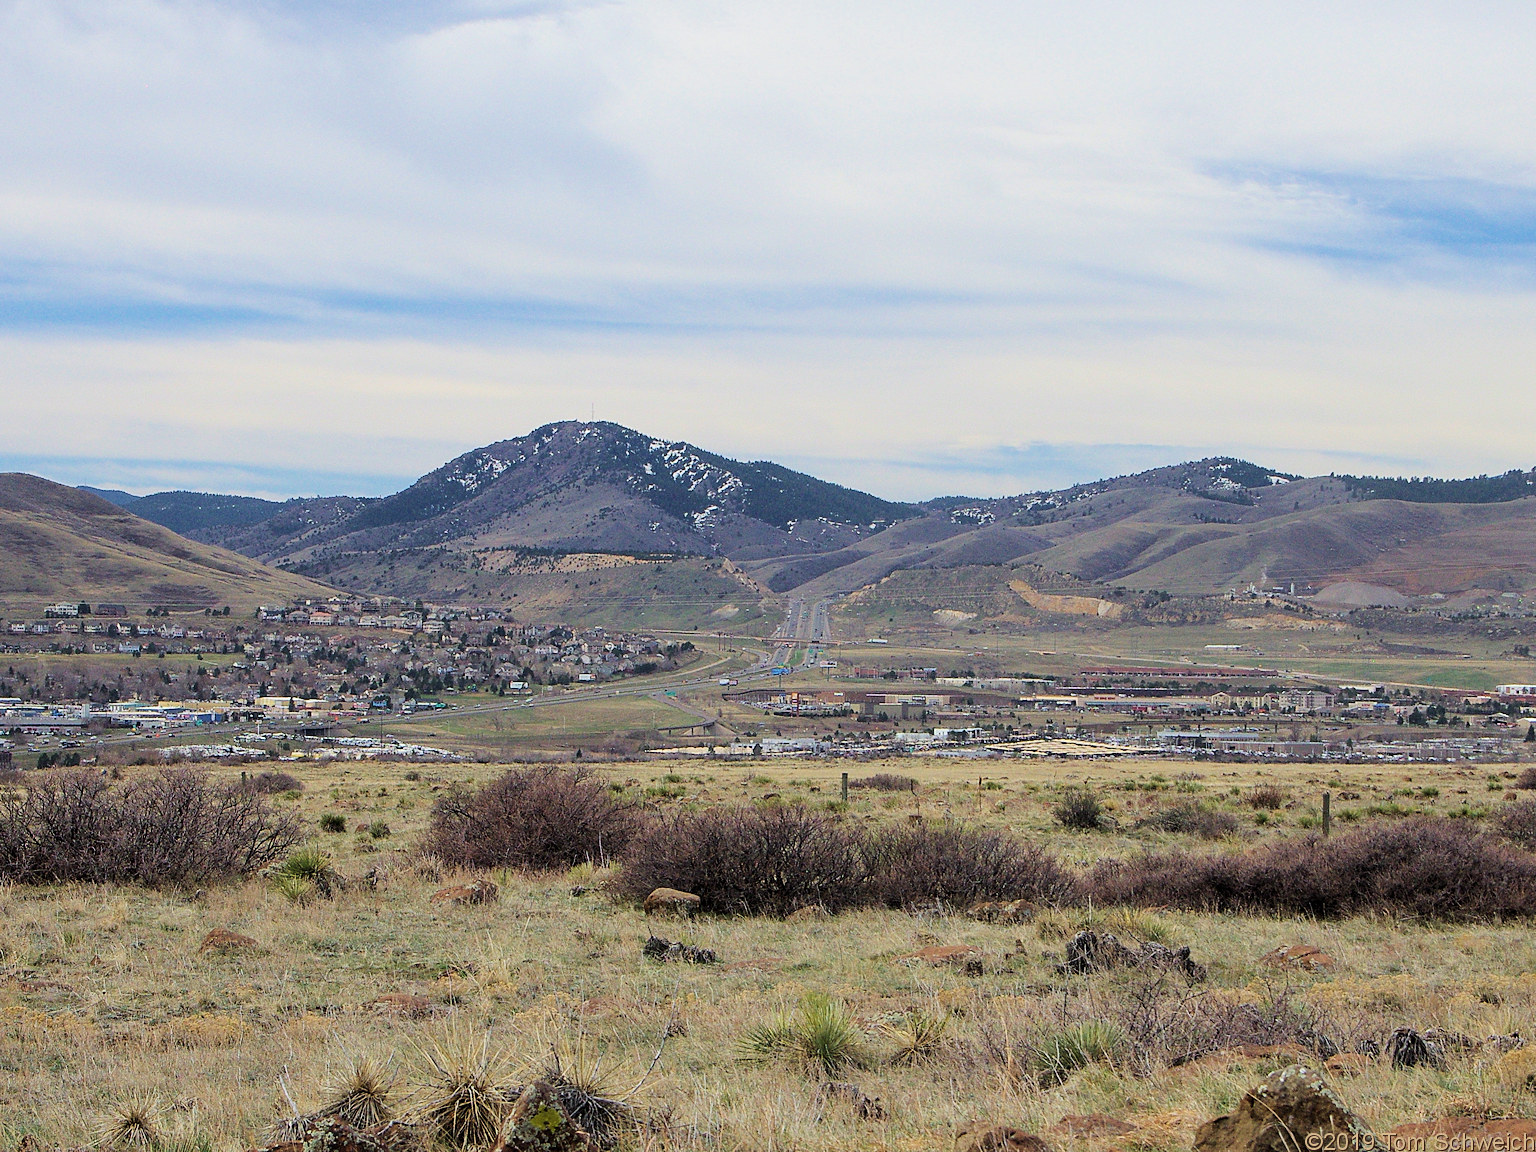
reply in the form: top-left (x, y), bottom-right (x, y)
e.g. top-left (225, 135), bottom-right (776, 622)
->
top-left (3, 755), bottom-right (1535, 1151)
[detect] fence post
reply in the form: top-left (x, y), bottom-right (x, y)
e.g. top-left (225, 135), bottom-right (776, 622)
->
top-left (1322, 791), bottom-right (1331, 837)
top-left (841, 771), bottom-right (848, 804)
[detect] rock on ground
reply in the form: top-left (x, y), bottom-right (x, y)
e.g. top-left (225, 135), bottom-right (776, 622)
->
top-left (492, 1081), bottom-right (597, 1152)
top-left (198, 928), bottom-right (259, 954)
top-left (1193, 1065), bottom-right (1371, 1152)
top-left (641, 935), bottom-right (718, 964)
top-left (430, 878), bottom-right (499, 906)
top-left (1060, 931), bottom-right (1206, 981)
top-left (1260, 944), bottom-right (1337, 972)
top-left (642, 888), bottom-right (701, 915)
top-left (954, 1124), bottom-right (1051, 1152)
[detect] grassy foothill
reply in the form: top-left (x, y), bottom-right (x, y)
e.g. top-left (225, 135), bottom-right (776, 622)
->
top-left (4, 756), bottom-right (1536, 1152)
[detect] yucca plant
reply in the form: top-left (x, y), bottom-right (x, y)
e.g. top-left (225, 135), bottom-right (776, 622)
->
top-left (318, 1054), bottom-right (398, 1128)
top-left (740, 1012), bottom-right (799, 1062)
top-left (271, 872), bottom-right (315, 905)
top-left (270, 846), bottom-right (328, 903)
top-left (1032, 1020), bottom-right (1125, 1086)
top-left (100, 1094), bottom-right (164, 1149)
top-left (541, 1033), bottom-right (634, 1146)
top-left (407, 1026), bottom-right (517, 1148)
top-left (880, 1004), bottom-right (951, 1066)
top-left (276, 844), bottom-right (329, 880)
top-left (740, 994), bottom-right (862, 1077)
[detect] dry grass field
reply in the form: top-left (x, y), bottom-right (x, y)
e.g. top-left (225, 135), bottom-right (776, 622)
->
top-left (7, 754), bottom-right (1536, 1152)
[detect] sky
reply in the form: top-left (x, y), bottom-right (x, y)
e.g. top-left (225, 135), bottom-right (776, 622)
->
top-left (5, 1), bottom-right (1536, 501)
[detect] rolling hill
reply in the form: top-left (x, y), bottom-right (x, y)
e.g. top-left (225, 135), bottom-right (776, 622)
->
top-left (82, 487), bottom-right (287, 534)
top-left (187, 419), bottom-right (918, 568)
top-left (0, 475), bottom-right (335, 613)
top-left (91, 425), bottom-right (1536, 608)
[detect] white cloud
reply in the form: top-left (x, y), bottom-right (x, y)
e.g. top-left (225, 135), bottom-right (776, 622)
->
top-left (2, 1), bottom-right (1535, 497)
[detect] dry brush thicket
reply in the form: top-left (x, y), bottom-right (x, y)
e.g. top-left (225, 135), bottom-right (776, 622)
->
top-left (0, 769), bottom-right (301, 886)
top-left (434, 768), bottom-right (1536, 922)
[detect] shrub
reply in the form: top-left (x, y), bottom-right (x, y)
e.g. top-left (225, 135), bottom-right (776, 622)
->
top-left (0, 769), bottom-right (302, 887)
top-left (1033, 1020), bottom-right (1125, 1085)
top-left (610, 804), bottom-right (865, 916)
top-left (367, 820), bottom-right (392, 839)
top-left (1085, 817), bottom-right (1536, 920)
top-left (881, 1004), bottom-right (951, 1065)
top-left (1516, 767), bottom-right (1536, 790)
top-left (1135, 802), bottom-right (1239, 840)
top-left (270, 845), bottom-right (344, 902)
top-left (741, 993), bottom-right (862, 1076)
top-left (317, 1054), bottom-right (397, 1128)
top-left (319, 813), bottom-right (347, 833)
top-left (1115, 972), bottom-right (1336, 1069)
top-left (1247, 785), bottom-right (1286, 810)
top-left (411, 1027), bottom-right (517, 1148)
top-left (1054, 788), bottom-right (1105, 831)
top-left (242, 771), bottom-right (303, 795)
top-left (848, 773), bottom-right (916, 792)
top-left (863, 820), bottom-right (1075, 909)
top-left (1495, 799), bottom-right (1536, 848)
top-left (426, 766), bottom-right (636, 872)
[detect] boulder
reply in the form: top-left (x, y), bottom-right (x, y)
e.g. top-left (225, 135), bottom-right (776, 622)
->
top-left (643, 888), bottom-right (701, 916)
top-left (1388, 1027), bottom-right (1444, 1069)
top-left (955, 1124), bottom-right (1051, 1152)
top-left (430, 879), bottom-right (498, 906)
top-left (1059, 931), bottom-right (1206, 981)
top-left (1193, 1065), bottom-right (1371, 1152)
top-left (1260, 945), bottom-right (1337, 972)
top-left (199, 928), bottom-right (259, 955)
top-left (491, 1081), bottom-right (596, 1152)
top-left (641, 935), bottom-right (718, 964)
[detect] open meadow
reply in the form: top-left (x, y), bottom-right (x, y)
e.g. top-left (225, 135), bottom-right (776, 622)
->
top-left (7, 754), bottom-right (1536, 1152)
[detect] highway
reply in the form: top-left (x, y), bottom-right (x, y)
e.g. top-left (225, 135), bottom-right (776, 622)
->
top-left (768, 595), bottom-right (834, 669)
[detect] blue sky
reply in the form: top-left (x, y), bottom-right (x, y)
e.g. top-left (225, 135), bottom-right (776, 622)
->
top-left (4, 1), bottom-right (1536, 500)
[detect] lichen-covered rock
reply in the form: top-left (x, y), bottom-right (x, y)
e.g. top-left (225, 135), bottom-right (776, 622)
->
top-left (1193, 1065), bottom-right (1371, 1152)
top-left (641, 935), bottom-right (718, 964)
top-left (954, 1124), bottom-right (1050, 1152)
top-left (492, 1082), bottom-right (596, 1152)
top-left (274, 1117), bottom-right (423, 1152)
